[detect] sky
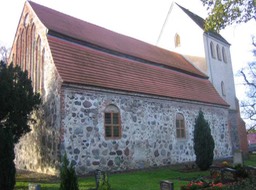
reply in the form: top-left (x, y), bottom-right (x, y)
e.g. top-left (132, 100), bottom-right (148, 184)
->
top-left (0, 0), bottom-right (255, 104)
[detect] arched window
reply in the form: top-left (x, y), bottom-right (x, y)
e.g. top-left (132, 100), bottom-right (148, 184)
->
top-left (216, 44), bottom-right (222, 61)
top-left (174, 33), bottom-right (181, 47)
top-left (210, 41), bottom-right (216, 59)
top-left (221, 81), bottom-right (226, 96)
top-left (24, 13), bottom-right (29, 27)
top-left (176, 113), bottom-right (186, 138)
top-left (222, 47), bottom-right (227, 63)
top-left (104, 105), bottom-right (121, 139)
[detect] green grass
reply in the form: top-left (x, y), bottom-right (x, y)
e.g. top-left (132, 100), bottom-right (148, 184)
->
top-left (107, 168), bottom-right (208, 190)
top-left (15, 154), bottom-right (256, 190)
top-left (15, 168), bottom-right (207, 190)
top-left (245, 154), bottom-right (256, 166)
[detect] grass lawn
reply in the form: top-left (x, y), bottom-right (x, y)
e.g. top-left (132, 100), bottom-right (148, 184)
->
top-left (16, 168), bottom-right (207, 190)
top-left (15, 154), bottom-right (256, 190)
top-left (245, 154), bottom-right (256, 166)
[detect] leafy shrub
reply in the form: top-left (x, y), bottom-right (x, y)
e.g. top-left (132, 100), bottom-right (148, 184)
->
top-left (0, 127), bottom-right (16, 190)
top-left (0, 63), bottom-right (41, 144)
top-left (223, 176), bottom-right (256, 190)
top-left (194, 110), bottom-right (215, 170)
top-left (97, 171), bottom-right (111, 190)
top-left (233, 164), bottom-right (248, 178)
top-left (59, 153), bottom-right (79, 190)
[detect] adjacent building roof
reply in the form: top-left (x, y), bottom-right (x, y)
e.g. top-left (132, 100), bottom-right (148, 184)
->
top-left (28, 1), bottom-right (228, 107)
top-left (176, 3), bottom-right (230, 45)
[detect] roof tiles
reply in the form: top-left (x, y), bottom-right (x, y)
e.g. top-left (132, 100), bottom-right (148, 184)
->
top-left (49, 36), bottom-right (228, 106)
top-left (28, 1), bottom-right (228, 107)
top-left (29, 1), bottom-right (206, 78)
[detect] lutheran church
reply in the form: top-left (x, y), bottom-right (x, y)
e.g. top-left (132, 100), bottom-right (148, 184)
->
top-left (9, 1), bottom-right (247, 175)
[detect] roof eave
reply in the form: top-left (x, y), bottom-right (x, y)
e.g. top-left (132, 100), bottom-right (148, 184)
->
top-left (61, 81), bottom-right (230, 108)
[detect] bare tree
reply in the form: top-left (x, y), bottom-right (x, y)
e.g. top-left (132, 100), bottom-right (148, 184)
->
top-left (0, 45), bottom-right (9, 64)
top-left (240, 37), bottom-right (256, 130)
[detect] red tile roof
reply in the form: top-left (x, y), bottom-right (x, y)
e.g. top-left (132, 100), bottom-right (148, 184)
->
top-left (29, 1), bottom-right (228, 106)
top-left (29, 1), bottom-right (206, 78)
top-left (49, 36), bottom-right (228, 106)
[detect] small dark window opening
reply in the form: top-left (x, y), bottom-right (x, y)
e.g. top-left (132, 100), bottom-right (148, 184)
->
top-left (210, 41), bottom-right (216, 59)
top-left (217, 44), bottom-right (222, 61)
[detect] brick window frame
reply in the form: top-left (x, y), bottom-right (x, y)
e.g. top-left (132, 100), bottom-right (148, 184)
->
top-left (104, 105), bottom-right (121, 139)
top-left (176, 113), bottom-right (186, 139)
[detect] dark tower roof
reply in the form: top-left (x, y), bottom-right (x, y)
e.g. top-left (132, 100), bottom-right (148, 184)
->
top-left (176, 3), bottom-right (230, 45)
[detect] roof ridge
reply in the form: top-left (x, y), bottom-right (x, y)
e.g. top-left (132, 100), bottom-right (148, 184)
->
top-left (28, 1), bottom-right (208, 78)
top-left (48, 31), bottom-right (208, 79)
top-left (176, 3), bottom-right (205, 30)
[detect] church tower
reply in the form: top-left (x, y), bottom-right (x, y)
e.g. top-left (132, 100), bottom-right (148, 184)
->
top-left (157, 2), bottom-right (246, 153)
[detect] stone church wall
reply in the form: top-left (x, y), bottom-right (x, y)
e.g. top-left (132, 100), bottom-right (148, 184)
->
top-left (14, 38), bottom-right (62, 175)
top-left (61, 87), bottom-right (232, 175)
top-left (14, 68), bottom-right (62, 175)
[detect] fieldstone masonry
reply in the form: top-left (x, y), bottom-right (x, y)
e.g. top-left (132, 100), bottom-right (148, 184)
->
top-left (61, 87), bottom-right (232, 175)
top-left (11, 1), bottom-right (242, 176)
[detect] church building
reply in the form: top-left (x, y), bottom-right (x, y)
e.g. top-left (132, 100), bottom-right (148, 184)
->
top-left (9, 1), bottom-right (246, 175)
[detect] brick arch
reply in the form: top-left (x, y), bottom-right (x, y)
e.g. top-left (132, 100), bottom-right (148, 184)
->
top-left (30, 24), bottom-right (36, 85)
top-left (41, 48), bottom-right (45, 94)
top-left (23, 13), bottom-right (30, 28)
top-left (35, 35), bottom-right (41, 92)
top-left (15, 35), bottom-right (20, 66)
top-left (21, 28), bottom-right (26, 70)
top-left (25, 25), bottom-right (31, 73)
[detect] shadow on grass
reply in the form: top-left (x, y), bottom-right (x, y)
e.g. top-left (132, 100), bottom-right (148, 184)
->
top-left (14, 155), bottom-right (256, 190)
top-left (15, 170), bottom-right (96, 190)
